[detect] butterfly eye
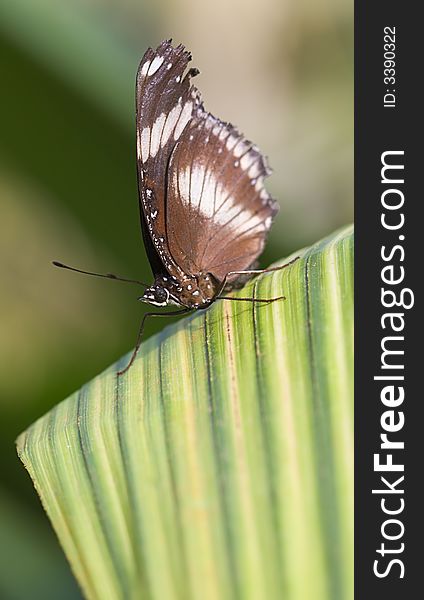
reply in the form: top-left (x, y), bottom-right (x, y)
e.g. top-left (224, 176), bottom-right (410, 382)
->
top-left (154, 287), bottom-right (169, 304)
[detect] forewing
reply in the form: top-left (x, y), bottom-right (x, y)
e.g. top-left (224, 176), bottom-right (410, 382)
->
top-left (166, 112), bottom-right (279, 283)
top-left (136, 40), bottom-right (200, 277)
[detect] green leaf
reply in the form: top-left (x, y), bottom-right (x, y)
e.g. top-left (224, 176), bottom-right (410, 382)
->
top-left (17, 225), bottom-right (353, 600)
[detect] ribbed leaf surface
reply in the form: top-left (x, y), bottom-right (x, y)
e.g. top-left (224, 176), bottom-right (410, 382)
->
top-left (17, 225), bottom-right (353, 600)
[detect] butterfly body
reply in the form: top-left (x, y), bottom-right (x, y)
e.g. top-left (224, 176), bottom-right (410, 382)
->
top-left (139, 272), bottom-right (218, 308)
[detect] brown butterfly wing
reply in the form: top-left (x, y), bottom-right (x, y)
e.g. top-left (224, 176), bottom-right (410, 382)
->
top-left (166, 111), bottom-right (278, 283)
top-left (136, 40), bottom-right (278, 286)
top-left (136, 40), bottom-right (200, 278)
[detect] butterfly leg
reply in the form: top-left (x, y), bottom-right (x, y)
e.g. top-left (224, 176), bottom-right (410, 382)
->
top-left (217, 296), bottom-right (284, 303)
top-left (216, 255), bottom-right (300, 303)
top-left (117, 308), bottom-right (192, 376)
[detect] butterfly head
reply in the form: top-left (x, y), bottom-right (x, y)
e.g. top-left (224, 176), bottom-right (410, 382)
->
top-left (138, 284), bottom-right (172, 307)
top-left (138, 275), bottom-right (185, 307)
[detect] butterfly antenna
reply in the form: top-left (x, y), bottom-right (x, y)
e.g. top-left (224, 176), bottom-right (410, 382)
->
top-left (52, 261), bottom-right (149, 287)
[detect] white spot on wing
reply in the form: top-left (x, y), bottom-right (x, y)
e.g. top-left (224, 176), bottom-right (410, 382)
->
top-left (141, 127), bottom-right (150, 163)
top-left (137, 133), bottom-right (141, 159)
top-left (177, 166), bottom-right (202, 215)
top-left (219, 128), bottom-right (230, 142)
top-left (205, 115), bottom-right (215, 130)
top-left (233, 140), bottom-right (250, 158)
top-left (147, 55), bottom-right (164, 76)
top-left (140, 60), bottom-right (151, 76)
top-left (150, 113), bottom-right (166, 157)
top-left (248, 162), bottom-right (260, 179)
top-left (161, 102), bottom-right (182, 148)
top-left (174, 101), bottom-right (193, 140)
top-left (228, 205), bottom-right (265, 233)
top-left (240, 152), bottom-right (254, 171)
top-left (226, 134), bottom-right (238, 150)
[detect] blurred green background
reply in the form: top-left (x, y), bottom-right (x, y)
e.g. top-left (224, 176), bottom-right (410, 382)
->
top-left (0, 0), bottom-right (352, 597)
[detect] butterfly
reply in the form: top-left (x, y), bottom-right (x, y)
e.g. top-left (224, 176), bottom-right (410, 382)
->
top-left (54, 40), bottom-right (297, 374)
